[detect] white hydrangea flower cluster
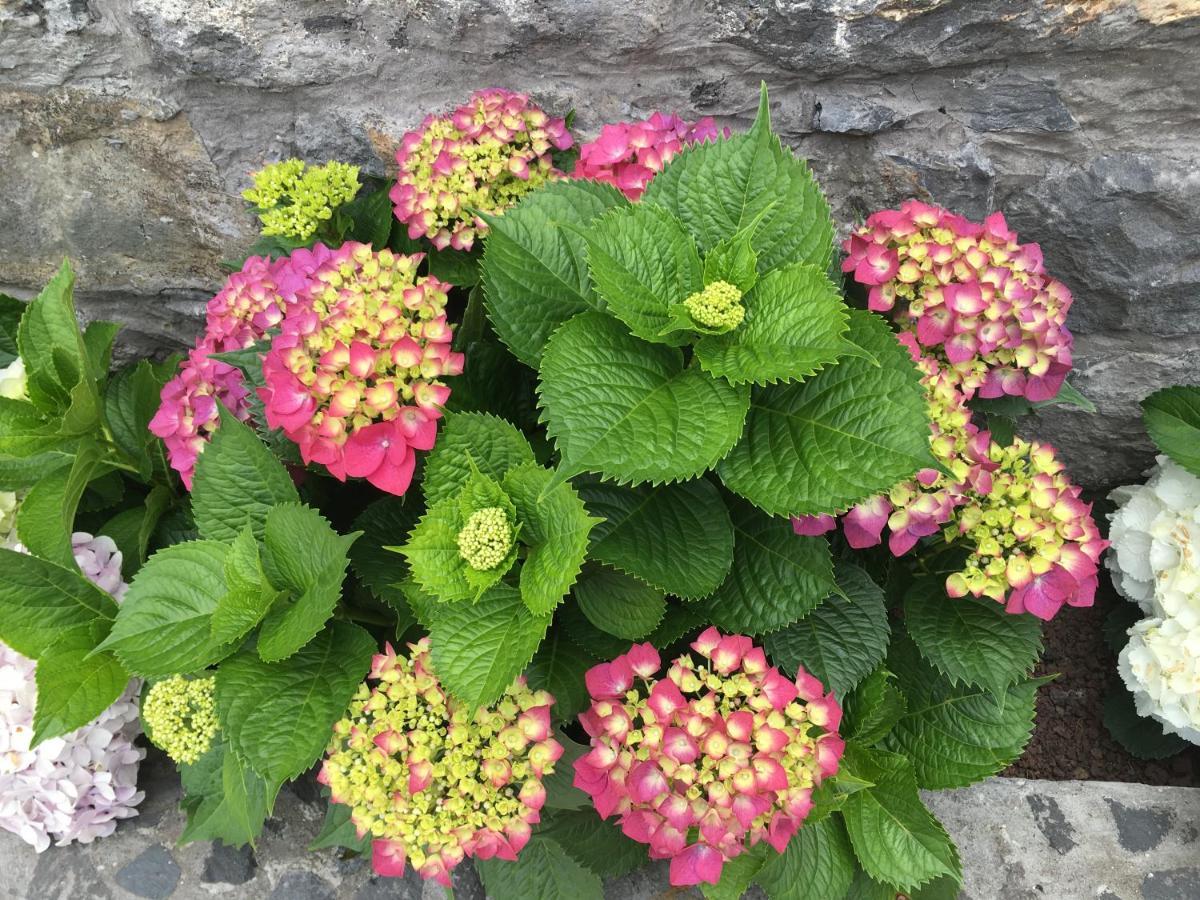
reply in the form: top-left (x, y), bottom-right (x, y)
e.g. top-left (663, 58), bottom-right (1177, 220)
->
top-left (1108, 455), bottom-right (1200, 744)
top-left (0, 531), bottom-right (145, 850)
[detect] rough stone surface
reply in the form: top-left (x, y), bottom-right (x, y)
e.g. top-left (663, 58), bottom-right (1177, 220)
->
top-left (1, 0), bottom-right (1199, 487)
top-left (0, 752), bottom-right (1197, 899)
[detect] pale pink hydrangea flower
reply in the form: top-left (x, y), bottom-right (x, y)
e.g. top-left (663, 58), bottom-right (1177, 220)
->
top-left (573, 112), bottom-right (727, 199)
top-left (0, 535), bottom-right (144, 851)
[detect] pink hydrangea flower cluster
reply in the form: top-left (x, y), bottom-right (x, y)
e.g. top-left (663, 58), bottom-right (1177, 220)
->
top-left (149, 249), bottom-right (338, 488)
top-left (320, 639), bottom-right (562, 886)
top-left (573, 112), bottom-right (727, 200)
top-left (842, 201), bottom-right (1074, 403)
top-left (795, 351), bottom-right (1106, 620)
top-left (573, 629), bottom-right (844, 887)
top-left (258, 242), bottom-right (462, 495)
top-left (0, 535), bottom-right (144, 851)
top-left (390, 88), bottom-right (573, 251)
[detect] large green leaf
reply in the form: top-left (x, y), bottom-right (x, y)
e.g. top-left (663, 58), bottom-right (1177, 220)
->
top-left (718, 309), bottom-right (932, 516)
top-left (843, 667), bottom-right (908, 748)
top-left (764, 563), bottom-right (890, 696)
top-left (888, 637), bottom-right (1039, 789)
top-left (422, 412), bottom-right (536, 506)
top-left (642, 84), bottom-right (834, 274)
top-left (481, 179), bottom-right (629, 367)
top-left (216, 621), bottom-right (375, 783)
top-left (0, 548), bottom-right (118, 658)
top-left (699, 500), bottom-right (836, 635)
top-left (525, 629), bottom-right (594, 721)
top-left (308, 799), bottom-right (371, 853)
top-left (503, 462), bottom-right (598, 615)
top-left (754, 816), bottom-right (856, 900)
top-left (1142, 385), bottom-right (1200, 476)
top-left (904, 578), bottom-right (1043, 698)
top-left (348, 496), bottom-right (419, 612)
top-left (574, 564), bottom-right (667, 640)
top-left (16, 440), bottom-right (105, 567)
top-left (191, 406), bottom-right (300, 542)
top-left (476, 837), bottom-right (604, 900)
top-left (98, 541), bottom-right (235, 677)
top-left (580, 203), bottom-right (703, 344)
top-left (579, 478), bottom-right (734, 599)
top-left (695, 263), bottom-right (851, 386)
top-left (428, 583), bottom-right (550, 710)
top-left (538, 312), bottom-right (750, 486)
top-left (32, 621), bottom-right (129, 745)
top-left (0, 293), bottom-right (23, 367)
top-left (257, 503), bottom-right (358, 661)
top-left (210, 527), bottom-right (282, 645)
top-left (179, 739), bottom-right (280, 847)
top-left (536, 809), bottom-right (648, 878)
top-left (840, 746), bottom-right (962, 892)
top-left (105, 360), bottom-right (172, 479)
top-left (16, 260), bottom-right (91, 415)
top-left (1103, 685), bottom-right (1191, 760)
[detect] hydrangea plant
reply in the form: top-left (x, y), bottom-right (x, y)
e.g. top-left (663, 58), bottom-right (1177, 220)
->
top-left (0, 85), bottom-right (1105, 900)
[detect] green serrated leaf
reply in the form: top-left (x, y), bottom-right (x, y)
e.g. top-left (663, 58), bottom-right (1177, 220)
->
top-left (258, 503), bottom-right (358, 661)
top-left (579, 478), bottom-right (734, 600)
top-left (0, 548), bottom-right (118, 658)
top-left (574, 564), bottom-right (667, 640)
top-left (754, 816), bottom-right (856, 900)
top-left (840, 745), bottom-right (962, 892)
top-left (904, 578), bottom-right (1043, 697)
top-left (1102, 684), bottom-right (1190, 760)
top-left (542, 729), bottom-right (590, 811)
top-left (887, 636), bottom-right (1039, 789)
top-left (559, 598), bottom-right (640, 661)
top-left (525, 629), bottom-right (594, 721)
top-left (703, 230), bottom-right (759, 294)
top-left (99, 483), bottom-right (172, 579)
top-left (695, 263), bottom-right (851, 386)
top-left (579, 203), bottom-right (703, 344)
top-left (309, 799), bottom-right (370, 853)
top-left (765, 563), bottom-right (890, 698)
top-left (99, 541), bottom-right (235, 677)
top-left (17, 260), bottom-right (91, 415)
top-left (32, 620), bottom-right (129, 746)
top-left (643, 84), bottom-right (834, 274)
top-left (536, 809), bottom-right (648, 878)
top-left (0, 293), bottom-right (23, 367)
top-left (349, 495), bottom-right (420, 611)
top-left (1142, 385), bottom-right (1200, 476)
top-left (423, 412), bottom-right (536, 506)
top-left (703, 843), bottom-right (771, 900)
top-left (179, 739), bottom-right (280, 848)
top-left (481, 179), bottom-right (629, 367)
top-left (209, 527), bottom-right (279, 646)
top-left (476, 836), bottom-right (604, 900)
top-left (844, 667), bottom-right (908, 747)
top-left (718, 309), bottom-right (932, 516)
top-left (16, 440), bottom-right (105, 567)
top-left (538, 311), bottom-right (750, 485)
top-left (191, 406), bottom-right (300, 542)
top-left (429, 583), bottom-right (549, 710)
top-left (1035, 379), bottom-right (1096, 413)
top-left (699, 500), bottom-right (836, 635)
top-left (502, 462), bottom-right (597, 615)
top-left (105, 360), bottom-right (171, 479)
top-left (217, 621), bottom-right (375, 783)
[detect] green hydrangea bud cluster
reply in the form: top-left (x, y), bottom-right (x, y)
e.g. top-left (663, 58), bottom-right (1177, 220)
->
top-left (142, 674), bottom-right (220, 765)
top-left (242, 159), bottom-right (361, 241)
top-left (683, 281), bottom-right (745, 331)
top-left (456, 506), bottom-right (513, 571)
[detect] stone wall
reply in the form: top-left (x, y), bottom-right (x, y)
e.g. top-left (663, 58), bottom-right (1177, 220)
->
top-left (2, 0), bottom-right (1198, 488)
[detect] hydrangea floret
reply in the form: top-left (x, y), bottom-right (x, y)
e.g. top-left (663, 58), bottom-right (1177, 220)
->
top-left (573, 628), bottom-right (844, 887)
top-left (0, 357), bottom-right (26, 399)
top-left (842, 200), bottom-right (1074, 402)
top-left (0, 533), bottom-right (143, 852)
top-left (142, 675), bottom-right (219, 766)
top-left (258, 242), bottom-right (463, 495)
top-left (319, 639), bottom-right (563, 886)
top-left (390, 88), bottom-right (573, 251)
top-left (456, 506), bottom-right (513, 571)
top-left (682, 281), bottom-right (745, 332)
top-left (573, 112), bottom-right (726, 200)
top-left (1108, 456), bottom-right (1200, 744)
top-left (243, 159), bottom-right (361, 241)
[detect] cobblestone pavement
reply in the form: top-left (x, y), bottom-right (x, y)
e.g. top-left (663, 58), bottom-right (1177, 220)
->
top-left (1, 752), bottom-right (1197, 899)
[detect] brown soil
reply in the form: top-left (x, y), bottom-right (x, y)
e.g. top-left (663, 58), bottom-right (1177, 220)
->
top-left (1003, 578), bottom-right (1200, 786)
